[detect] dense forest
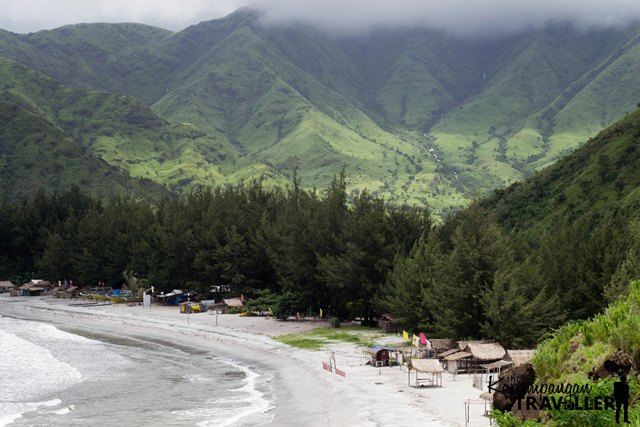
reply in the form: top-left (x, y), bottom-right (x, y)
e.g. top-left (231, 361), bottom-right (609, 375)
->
top-left (2, 171), bottom-right (639, 348)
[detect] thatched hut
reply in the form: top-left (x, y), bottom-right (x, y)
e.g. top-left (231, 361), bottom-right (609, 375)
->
top-left (462, 342), bottom-right (506, 372)
top-left (64, 286), bottom-right (80, 299)
top-left (430, 339), bottom-right (456, 353)
top-left (506, 350), bottom-right (534, 366)
top-left (0, 281), bottom-right (15, 294)
top-left (378, 314), bottom-right (400, 333)
top-left (444, 351), bottom-right (473, 373)
top-left (408, 359), bottom-right (444, 387)
top-left (221, 297), bottom-right (245, 313)
top-left (463, 342), bottom-right (506, 362)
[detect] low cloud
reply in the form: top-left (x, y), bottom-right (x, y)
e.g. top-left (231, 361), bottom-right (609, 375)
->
top-left (0, 0), bottom-right (243, 33)
top-left (1, 0), bottom-right (640, 35)
top-left (249, 0), bottom-right (640, 36)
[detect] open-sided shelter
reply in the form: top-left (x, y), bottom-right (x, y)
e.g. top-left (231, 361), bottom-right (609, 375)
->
top-left (444, 351), bottom-right (473, 373)
top-left (408, 359), bottom-right (444, 387)
top-left (462, 342), bottom-right (506, 372)
top-left (437, 348), bottom-right (461, 359)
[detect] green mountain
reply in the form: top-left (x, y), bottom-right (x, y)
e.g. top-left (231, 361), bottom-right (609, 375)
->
top-left (483, 107), bottom-right (640, 234)
top-left (1, 11), bottom-right (639, 212)
top-left (0, 100), bottom-right (169, 200)
top-left (0, 56), bottom-right (283, 197)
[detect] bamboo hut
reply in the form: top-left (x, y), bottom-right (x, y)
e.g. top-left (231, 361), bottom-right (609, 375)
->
top-left (506, 350), bottom-right (534, 366)
top-left (444, 351), bottom-right (473, 374)
top-left (0, 281), bottom-right (15, 294)
top-left (437, 348), bottom-right (461, 359)
top-left (378, 314), bottom-right (400, 333)
top-left (430, 339), bottom-right (456, 354)
top-left (408, 359), bottom-right (444, 387)
top-left (462, 342), bottom-right (506, 372)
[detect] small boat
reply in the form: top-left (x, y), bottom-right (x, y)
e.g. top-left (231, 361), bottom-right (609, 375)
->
top-left (180, 302), bottom-right (207, 313)
top-left (108, 290), bottom-right (132, 303)
top-left (239, 311), bottom-right (257, 317)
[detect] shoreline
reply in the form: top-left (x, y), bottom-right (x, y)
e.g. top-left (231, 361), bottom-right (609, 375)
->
top-left (0, 297), bottom-right (490, 426)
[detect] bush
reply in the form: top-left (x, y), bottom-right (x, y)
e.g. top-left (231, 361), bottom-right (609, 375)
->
top-left (330, 317), bottom-right (341, 328)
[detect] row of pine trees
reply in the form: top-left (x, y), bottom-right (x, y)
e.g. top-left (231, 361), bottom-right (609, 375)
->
top-left (2, 174), bottom-right (639, 348)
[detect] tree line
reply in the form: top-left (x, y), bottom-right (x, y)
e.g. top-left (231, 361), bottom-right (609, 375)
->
top-left (2, 173), bottom-right (638, 348)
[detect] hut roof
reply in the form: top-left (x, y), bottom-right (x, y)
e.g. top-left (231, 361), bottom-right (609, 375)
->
top-left (0, 281), bottom-right (15, 289)
top-left (444, 351), bottom-right (473, 361)
top-left (378, 313), bottom-right (397, 322)
top-left (479, 360), bottom-right (513, 371)
top-left (429, 339), bottom-right (456, 351)
top-left (223, 298), bottom-right (245, 308)
top-left (410, 359), bottom-right (445, 373)
top-left (463, 343), bottom-right (506, 361)
top-left (438, 348), bottom-right (460, 358)
top-left (456, 340), bottom-right (488, 350)
top-left (506, 350), bottom-right (534, 366)
top-left (18, 283), bottom-right (34, 290)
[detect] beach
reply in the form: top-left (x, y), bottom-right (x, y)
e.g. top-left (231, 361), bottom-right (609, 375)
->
top-left (0, 296), bottom-right (491, 426)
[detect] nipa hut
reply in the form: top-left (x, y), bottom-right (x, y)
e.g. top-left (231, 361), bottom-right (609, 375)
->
top-left (0, 281), bottom-right (15, 294)
top-left (462, 342), bottom-right (506, 372)
top-left (18, 282), bottom-right (44, 296)
top-left (506, 349), bottom-right (534, 366)
top-left (429, 339), bottom-right (456, 354)
top-left (378, 314), bottom-right (400, 333)
top-left (443, 350), bottom-right (473, 374)
top-left (221, 297), bottom-right (245, 313)
top-left (408, 359), bottom-right (444, 387)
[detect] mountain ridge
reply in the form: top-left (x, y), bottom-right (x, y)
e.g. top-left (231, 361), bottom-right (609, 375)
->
top-left (1, 10), bottom-right (639, 212)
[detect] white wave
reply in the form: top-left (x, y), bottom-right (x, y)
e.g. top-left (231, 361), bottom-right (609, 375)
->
top-left (0, 399), bottom-right (63, 427)
top-left (50, 404), bottom-right (74, 415)
top-left (0, 329), bottom-right (81, 401)
top-left (172, 359), bottom-right (274, 426)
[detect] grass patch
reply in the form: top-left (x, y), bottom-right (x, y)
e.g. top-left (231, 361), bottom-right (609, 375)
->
top-left (275, 326), bottom-right (387, 350)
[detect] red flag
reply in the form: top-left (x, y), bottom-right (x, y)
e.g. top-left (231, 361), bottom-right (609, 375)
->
top-left (419, 332), bottom-right (427, 346)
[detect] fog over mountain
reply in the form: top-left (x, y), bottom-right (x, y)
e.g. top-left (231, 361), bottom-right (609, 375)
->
top-left (2, 0), bottom-right (640, 35)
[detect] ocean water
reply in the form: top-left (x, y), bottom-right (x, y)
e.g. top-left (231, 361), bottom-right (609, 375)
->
top-left (0, 315), bottom-right (274, 426)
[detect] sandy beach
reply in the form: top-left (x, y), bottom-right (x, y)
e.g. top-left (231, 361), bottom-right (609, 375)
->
top-left (0, 296), bottom-right (492, 426)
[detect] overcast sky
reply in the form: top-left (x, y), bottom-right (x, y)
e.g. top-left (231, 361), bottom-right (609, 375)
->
top-left (1, 0), bottom-right (640, 35)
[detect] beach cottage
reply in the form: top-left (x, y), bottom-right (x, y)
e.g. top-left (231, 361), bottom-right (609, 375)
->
top-left (408, 359), bottom-right (444, 387)
top-left (378, 314), bottom-right (400, 333)
top-left (18, 283), bottom-right (41, 296)
top-left (462, 342), bottom-right (507, 372)
top-left (0, 281), bottom-right (15, 294)
top-left (220, 297), bottom-right (246, 313)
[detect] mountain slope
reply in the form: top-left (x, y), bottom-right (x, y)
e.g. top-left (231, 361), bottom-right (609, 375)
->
top-left (483, 107), bottom-right (640, 233)
top-left (0, 101), bottom-right (169, 200)
top-left (1, 12), bottom-right (639, 211)
top-left (0, 56), bottom-right (284, 196)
